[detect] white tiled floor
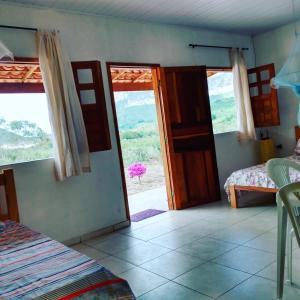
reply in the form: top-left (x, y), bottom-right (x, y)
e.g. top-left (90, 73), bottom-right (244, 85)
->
top-left (129, 186), bottom-right (169, 214)
top-left (71, 200), bottom-right (300, 299)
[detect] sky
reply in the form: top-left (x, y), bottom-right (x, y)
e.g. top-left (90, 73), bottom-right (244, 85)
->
top-left (0, 93), bottom-right (52, 133)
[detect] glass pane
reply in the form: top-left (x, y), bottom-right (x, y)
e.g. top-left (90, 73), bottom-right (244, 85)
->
top-left (250, 86), bottom-right (259, 97)
top-left (262, 84), bottom-right (271, 94)
top-left (77, 69), bottom-right (93, 84)
top-left (261, 70), bottom-right (270, 81)
top-left (80, 90), bottom-right (96, 104)
top-left (248, 73), bottom-right (257, 84)
top-left (0, 93), bottom-right (53, 166)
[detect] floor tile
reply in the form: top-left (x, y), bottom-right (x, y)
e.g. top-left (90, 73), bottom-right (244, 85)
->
top-left (127, 222), bottom-right (177, 241)
top-left (244, 231), bottom-right (277, 253)
top-left (98, 256), bottom-right (135, 275)
top-left (174, 262), bottom-right (250, 298)
top-left (85, 234), bottom-right (145, 254)
top-left (257, 257), bottom-right (300, 284)
top-left (213, 246), bottom-right (276, 274)
top-left (138, 281), bottom-right (210, 300)
top-left (140, 251), bottom-right (204, 279)
top-left (176, 237), bottom-right (238, 260)
top-left (84, 232), bottom-right (123, 247)
top-left (218, 275), bottom-right (300, 300)
top-left (71, 243), bottom-right (108, 260)
top-left (114, 242), bottom-right (171, 265)
top-left (120, 267), bottom-right (168, 297)
top-left (149, 225), bottom-right (206, 250)
top-left (210, 225), bottom-right (267, 245)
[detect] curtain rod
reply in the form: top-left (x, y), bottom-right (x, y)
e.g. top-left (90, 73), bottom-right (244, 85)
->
top-left (0, 24), bottom-right (37, 32)
top-left (189, 44), bottom-right (249, 50)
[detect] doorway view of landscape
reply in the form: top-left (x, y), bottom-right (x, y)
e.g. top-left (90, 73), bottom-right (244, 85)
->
top-left (111, 67), bottom-right (168, 217)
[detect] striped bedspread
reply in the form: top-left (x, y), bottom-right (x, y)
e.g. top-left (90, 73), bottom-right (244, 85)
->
top-left (0, 221), bottom-right (135, 299)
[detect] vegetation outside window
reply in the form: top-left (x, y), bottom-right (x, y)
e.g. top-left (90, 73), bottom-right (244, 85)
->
top-left (0, 93), bottom-right (53, 166)
top-left (207, 70), bottom-right (237, 134)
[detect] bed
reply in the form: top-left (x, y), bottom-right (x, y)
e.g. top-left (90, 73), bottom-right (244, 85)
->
top-left (225, 126), bottom-right (300, 208)
top-left (0, 169), bottom-right (135, 299)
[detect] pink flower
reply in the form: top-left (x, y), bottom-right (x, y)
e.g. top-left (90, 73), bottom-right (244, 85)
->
top-left (128, 163), bottom-right (147, 179)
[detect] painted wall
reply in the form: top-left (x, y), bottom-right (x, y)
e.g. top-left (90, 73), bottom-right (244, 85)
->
top-left (0, 3), bottom-right (259, 241)
top-left (253, 21), bottom-right (300, 156)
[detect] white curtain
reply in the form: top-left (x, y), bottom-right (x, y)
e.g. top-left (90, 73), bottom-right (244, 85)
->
top-left (37, 30), bottom-right (90, 181)
top-left (230, 48), bottom-right (256, 141)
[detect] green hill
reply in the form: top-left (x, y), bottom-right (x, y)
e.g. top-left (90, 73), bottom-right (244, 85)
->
top-left (0, 128), bottom-right (35, 146)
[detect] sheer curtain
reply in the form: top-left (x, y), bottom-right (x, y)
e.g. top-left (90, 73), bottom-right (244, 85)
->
top-left (37, 30), bottom-right (90, 181)
top-left (230, 48), bottom-right (256, 141)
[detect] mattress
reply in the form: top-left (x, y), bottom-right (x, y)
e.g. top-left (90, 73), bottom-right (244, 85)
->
top-left (0, 221), bottom-right (135, 299)
top-left (224, 156), bottom-right (300, 198)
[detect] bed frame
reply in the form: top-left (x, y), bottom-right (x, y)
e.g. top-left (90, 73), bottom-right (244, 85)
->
top-left (0, 169), bottom-right (19, 222)
top-left (229, 126), bottom-right (300, 208)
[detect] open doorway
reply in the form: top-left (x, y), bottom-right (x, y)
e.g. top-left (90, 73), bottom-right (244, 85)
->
top-left (107, 64), bottom-right (169, 221)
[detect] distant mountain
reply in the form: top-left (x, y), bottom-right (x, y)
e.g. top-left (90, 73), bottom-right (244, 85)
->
top-left (114, 72), bottom-right (235, 131)
top-left (0, 128), bottom-right (38, 149)
top-left (115, 91), bottom-right (158, 130)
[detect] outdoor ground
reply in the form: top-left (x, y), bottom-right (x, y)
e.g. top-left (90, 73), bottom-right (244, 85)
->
top-left (125, 162), bottom-right (165, 196)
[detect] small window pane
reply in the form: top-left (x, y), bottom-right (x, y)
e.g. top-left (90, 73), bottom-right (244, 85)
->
top-left (250, 86), bottom-right (259, 97)
top-left (77, 69), bottom-right (93, 84)
top-left (262, 84), bottom-right (271, 94)
top-left (248, 73), bottom-right (257, 84)
top-left (261, 70), bottom-right (270, 81)
top-left (80, 90), bottom-right (96, 104)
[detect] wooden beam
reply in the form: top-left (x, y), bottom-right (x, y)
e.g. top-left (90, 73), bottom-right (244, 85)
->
top-left (133, 71), bottom-right (151, 83)
top-left (23, 66), bottom-right (38, 82)
top-left (0, 83), bottom-right (44, 93)
top-left (111, 70), bottom-right (127, 82)
top-left (112, 82), bottom-right (153, 92)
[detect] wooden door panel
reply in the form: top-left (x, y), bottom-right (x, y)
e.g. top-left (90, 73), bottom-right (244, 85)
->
top-left (248, 63), bottom-right (280, 127)
top-left (158, 66), bottom-right (220, 209)
top-left (174, 153), bottom-right (188, 204)
top-left (170, 70), bottom-right (211, 124)
top-left (183, 152), bottom-right (209, 204)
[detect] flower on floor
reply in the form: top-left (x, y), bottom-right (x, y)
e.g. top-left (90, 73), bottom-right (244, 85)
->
top-left (128, 163), bottom-right (147, 183)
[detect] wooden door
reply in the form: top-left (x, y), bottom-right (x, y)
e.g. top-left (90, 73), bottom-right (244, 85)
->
top-left (156, 66), bottom-right (220, 209)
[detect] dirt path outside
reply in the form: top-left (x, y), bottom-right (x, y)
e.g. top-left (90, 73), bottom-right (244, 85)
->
top-left (125, 162), bottom-right (166, 195)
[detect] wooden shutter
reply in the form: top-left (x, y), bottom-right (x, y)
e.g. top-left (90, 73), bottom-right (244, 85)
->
top-left (72, 61), bottom-right (111, 152)
top-left (248, 63), bottom-right (280, 127)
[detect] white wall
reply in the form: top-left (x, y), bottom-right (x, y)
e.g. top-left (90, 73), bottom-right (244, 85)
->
top-left (0, 3), bottom-right (259, 241)
top-left (253, 21), bottom-right (300, 156)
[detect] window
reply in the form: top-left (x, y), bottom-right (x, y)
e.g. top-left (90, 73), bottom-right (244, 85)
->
top-left (207, 69), bottom-right (237, 134)
top-left (0, 59), bottom-right (53, 166)
top-left (0, 93), bottom-right (53, 166)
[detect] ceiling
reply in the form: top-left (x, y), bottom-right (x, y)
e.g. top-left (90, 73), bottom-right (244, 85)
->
top-left (1, 0), bottom-right (300, 34)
